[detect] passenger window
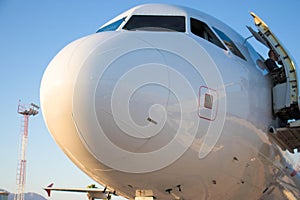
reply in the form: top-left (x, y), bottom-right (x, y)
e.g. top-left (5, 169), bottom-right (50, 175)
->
top-left (96, 17), bottom-right (126, 33)
top-left (212, 27), bottom-right (246, 60)
top-left (123, 15), bottom-right (186, 32)
top-left (190, 18), bottom-right (226, 50)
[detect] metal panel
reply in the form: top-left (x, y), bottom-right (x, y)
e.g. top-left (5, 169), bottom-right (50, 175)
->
top-left (198, 86), bottom-right (218, 121)
top-left (272, 83), bottom-right (289, 113)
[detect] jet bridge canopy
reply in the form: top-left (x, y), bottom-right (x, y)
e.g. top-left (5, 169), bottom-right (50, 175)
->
top-left (249, 12), bottom-right (300, 121)
top-left (249, 12), bottom-right (300, 153)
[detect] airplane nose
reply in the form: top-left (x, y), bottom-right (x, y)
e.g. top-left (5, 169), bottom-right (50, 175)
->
top-left (41, 32), bottom-right (226, 173)
top-left (40, 32), bottom-right (117, 147)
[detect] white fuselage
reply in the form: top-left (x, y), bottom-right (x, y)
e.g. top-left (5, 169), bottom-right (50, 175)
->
top-left (40, 4), bottom-right (300, 200)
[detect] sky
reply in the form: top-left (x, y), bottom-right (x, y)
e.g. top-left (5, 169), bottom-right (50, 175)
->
top-left (0, 0), bottom-right (300, 200)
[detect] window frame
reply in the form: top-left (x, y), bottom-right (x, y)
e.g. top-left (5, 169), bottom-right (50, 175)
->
top-left (212, 27), bottom-right (246, 61)
top-left (190, 17), bottom-right (226, 50)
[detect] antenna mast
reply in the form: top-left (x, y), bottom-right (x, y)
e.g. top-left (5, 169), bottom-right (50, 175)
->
top-left (14, 101), bottom-right (39, 200)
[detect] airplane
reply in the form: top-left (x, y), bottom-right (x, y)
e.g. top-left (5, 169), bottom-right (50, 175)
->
top-left (40, 4), bottom-right (300, 200)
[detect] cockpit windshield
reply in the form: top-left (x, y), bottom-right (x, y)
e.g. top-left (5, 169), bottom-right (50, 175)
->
top-left (123, 15), bottom-right (186, 32)
top-left (96, 17), bottom-right (126, 33)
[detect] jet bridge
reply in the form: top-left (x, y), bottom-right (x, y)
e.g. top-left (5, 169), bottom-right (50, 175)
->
top-left (249, 12), bottom-right (300, 153)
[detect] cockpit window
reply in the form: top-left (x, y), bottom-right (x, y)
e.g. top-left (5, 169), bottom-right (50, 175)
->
top-left (190, 18), bottom-right (226, 50)
top-left (212, 27), bottom-right (246, 60)
top-left (123, 15), bottom-right (186, 32)
top-left (96, 17), bottom-right (126, 33)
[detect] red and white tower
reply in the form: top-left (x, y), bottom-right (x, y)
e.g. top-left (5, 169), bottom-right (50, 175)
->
top-left (14, 101), bottom-right (39, 200)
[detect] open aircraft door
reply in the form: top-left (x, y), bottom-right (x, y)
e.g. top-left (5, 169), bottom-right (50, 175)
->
top-left (248, 12), bottom-right (300, 153)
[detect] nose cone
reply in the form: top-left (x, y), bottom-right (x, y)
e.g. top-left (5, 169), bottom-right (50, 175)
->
top-left (40, 32), bottom-right (116, 147)
top-left (41, 31), bottom-right (226, 173)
